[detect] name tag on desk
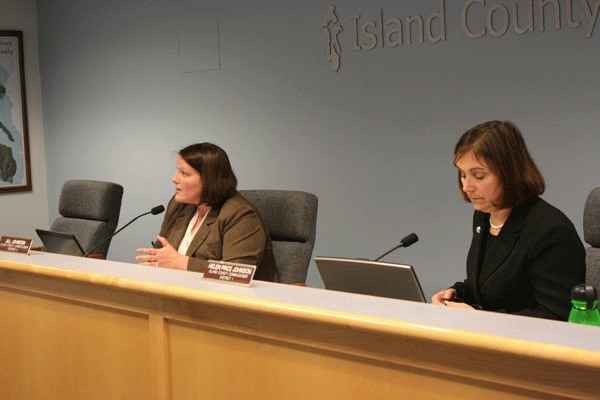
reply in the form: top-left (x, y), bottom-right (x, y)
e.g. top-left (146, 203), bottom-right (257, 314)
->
top-left (0, 236), bottom-right (33, 254)
top-left (203, 260), bottom-right (257, 286)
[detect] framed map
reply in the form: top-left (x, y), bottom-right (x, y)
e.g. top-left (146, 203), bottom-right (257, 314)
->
top-left (0, 30), bottom-right (31, 193)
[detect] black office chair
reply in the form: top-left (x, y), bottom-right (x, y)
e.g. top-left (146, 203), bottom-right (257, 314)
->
top-left (49, 180), bottom-right (124, 258)
top-left (584, 187), bottom-right (600, 293)
top-left (239, 190), bottom-right (318, 285)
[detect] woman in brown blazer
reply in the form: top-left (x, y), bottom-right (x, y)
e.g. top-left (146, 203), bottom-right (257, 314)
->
top-left (136, 143), bottom-right (277, 281)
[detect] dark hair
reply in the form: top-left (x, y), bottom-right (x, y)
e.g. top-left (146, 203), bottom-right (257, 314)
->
top-left (179, 143), bottom-right (237, 207)
top-left (454, 120), bottom-right (545, 208)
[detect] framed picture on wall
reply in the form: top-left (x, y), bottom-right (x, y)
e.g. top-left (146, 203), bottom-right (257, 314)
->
top-left (0, 30), bottom-right (31, 193)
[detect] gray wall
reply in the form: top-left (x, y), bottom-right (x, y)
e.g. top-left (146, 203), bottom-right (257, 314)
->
top-left (34, 0), bottom-right (598, 297)
top-left (0, 0), bottom-right (49, 238)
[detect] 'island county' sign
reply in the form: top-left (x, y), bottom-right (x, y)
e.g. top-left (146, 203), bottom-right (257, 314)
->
top-left (321, 1), bottom-right (599, 71)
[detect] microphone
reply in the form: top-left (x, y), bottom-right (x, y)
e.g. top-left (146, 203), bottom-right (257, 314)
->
top-left (373, 233), bottom-right (419, 262)
top-left (83, 205), bottom-right (165, 257)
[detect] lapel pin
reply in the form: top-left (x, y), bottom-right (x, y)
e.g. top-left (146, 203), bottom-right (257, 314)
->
top-left (476, 226), bottom-right (481, 234)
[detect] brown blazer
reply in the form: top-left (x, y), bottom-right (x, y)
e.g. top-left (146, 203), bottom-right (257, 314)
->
top-left (157, 192), bottom-right (277, 281)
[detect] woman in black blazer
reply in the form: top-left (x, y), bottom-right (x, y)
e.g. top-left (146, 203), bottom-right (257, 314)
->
top-left (431, 121), bottom-right (586, 320)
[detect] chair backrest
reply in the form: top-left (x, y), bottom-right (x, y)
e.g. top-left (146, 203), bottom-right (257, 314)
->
top-left (50, 180), bottom-right (124, 258)
top-left (584, 187), bottom-right (600, 292)
top-left (239, 190), bottom-right (318, 285)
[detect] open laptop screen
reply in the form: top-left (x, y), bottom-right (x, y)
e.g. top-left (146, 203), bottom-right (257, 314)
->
top-left (315, 257), bottom-right (426, 302)
top-left (35, 229), bottom-right (85, 257)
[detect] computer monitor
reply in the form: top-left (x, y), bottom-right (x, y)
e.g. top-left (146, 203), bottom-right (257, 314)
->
top-left (315, 257), bottom-right (426, 302)
top-left (35, 229), bottom-right (85, 257)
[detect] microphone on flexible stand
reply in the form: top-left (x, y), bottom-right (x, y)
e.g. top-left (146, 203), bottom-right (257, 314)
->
top-left (83, 205), bottom-right (165, 257)
top-left (373, 233), bottom-right (419, 262)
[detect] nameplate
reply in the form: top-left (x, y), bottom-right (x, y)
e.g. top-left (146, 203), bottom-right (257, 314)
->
top-left (203, 260), bottom-right (257, 286)
top-left (0, 236), bottom-right (33, 254)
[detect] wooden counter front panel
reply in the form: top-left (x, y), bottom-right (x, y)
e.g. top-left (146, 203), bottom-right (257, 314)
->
top-left (165, 319), bottom-right (564, 400)
top-left (1, 284), bottom-right (570, 400)
top-left (0, 287), bottom-right (152, 400)
top-left (1, 256), bottom-right (598, 399)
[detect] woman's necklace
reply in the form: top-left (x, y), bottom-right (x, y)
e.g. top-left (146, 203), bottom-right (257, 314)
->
top-left (489, 216), bottom-right (504, 229)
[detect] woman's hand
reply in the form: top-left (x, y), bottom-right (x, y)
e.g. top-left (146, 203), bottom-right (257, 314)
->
top-left (431, 288), bottom-right (475, 309)
top-left (136, 236), bottom-right (188, 270)
top-left (432, 288), bottom-right (457, 305)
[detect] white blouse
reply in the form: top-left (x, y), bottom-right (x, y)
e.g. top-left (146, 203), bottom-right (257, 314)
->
top-left (177, 207), bottom-right (210, 255)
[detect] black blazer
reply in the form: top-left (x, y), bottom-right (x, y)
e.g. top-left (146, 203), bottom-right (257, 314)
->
top-left (452, 197), bottom-right (586, 320)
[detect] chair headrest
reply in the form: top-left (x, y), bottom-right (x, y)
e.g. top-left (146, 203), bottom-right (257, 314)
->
top-left (240, 190), bottom-right (318, 242)
top-left (584, 187), bottom-right (600, 248)
top-left (59, 180), bottom-right (124, 222)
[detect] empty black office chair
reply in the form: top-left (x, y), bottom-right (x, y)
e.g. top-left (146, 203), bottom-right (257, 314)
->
top-left (49, 180), bottom-right (124, 258)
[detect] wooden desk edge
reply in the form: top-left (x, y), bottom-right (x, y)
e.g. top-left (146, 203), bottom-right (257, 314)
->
top-left (1, 257), bottom-right (599, 399)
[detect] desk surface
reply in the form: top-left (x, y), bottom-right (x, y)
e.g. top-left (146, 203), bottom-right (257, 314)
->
top-left (1, 250), bottom-right (598, 352)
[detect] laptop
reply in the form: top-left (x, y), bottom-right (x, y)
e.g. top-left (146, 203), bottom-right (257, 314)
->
top-left (315, 257), bottom-right (426, 302)
top-left (35, 229), bottom-right (85, 257)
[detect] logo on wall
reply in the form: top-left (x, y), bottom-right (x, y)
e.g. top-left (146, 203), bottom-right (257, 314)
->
top-left (321, 5), bottom-right (343, 72)
top-left (320, 3), bottom-right (447, 73)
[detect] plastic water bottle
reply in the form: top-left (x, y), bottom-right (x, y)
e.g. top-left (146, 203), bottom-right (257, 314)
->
top-left (568, 284), bottom-right (600, 327)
